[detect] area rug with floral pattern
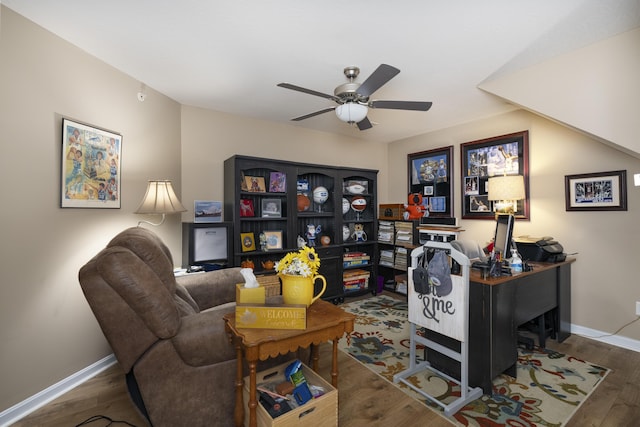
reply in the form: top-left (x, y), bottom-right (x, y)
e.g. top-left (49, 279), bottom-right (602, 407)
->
top-left (338, 294), bottom-right (610, 427)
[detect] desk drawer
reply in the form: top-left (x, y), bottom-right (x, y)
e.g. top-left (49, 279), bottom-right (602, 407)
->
top-left (514, 270), bottom-right (557, 325)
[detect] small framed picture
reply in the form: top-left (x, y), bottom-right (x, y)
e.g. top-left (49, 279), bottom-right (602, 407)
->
top-left (261, 199), bottom-right (282, 217)
top-left (263, 231), bottom-right (283, 250)
top-left (245, 176), bottom-right (266, 192)
top-left (239, 199), bottom-right (254, 217)
top-left (565, 170), bottom-right (627, 211)
top-left (269, 172), bottom-right (286, 193)
top-left (240, 232), bottom-right (256, 252)
top-left (194, 200), bottom-right (222, 223)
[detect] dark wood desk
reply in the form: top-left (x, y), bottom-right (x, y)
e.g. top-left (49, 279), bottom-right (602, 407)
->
top-left (426, 258), bottom-right (575, 394)
top-left (223, 299), bottom-right (355, 427)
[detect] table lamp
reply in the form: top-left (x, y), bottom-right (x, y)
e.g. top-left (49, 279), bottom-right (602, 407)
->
top-left (135, 180), bottom-right (187, 226)
top-left (487, 175), bottom-right (525, 215)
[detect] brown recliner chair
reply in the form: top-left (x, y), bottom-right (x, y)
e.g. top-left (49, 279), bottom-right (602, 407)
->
top-left (79, 227), bottom-right (290, 426)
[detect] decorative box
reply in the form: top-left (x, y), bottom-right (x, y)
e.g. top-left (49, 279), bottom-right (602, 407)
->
top-left (236, 283), bottom-right (266, 304)
top-left (379, 203), bottom-right (405, 220)
top-left (235, 304), bottom-right (307, 330)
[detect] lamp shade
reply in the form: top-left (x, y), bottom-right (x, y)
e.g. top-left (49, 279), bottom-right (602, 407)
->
top-left (135, 180), bottom-right (187, 214)
top-left (335, 103), bottom-right (368, 123)
top-left (487, 175), bottom-right (525, 201)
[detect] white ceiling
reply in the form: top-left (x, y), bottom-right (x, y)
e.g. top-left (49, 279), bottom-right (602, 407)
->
top-left (4, 0), bottom-right (640, 143)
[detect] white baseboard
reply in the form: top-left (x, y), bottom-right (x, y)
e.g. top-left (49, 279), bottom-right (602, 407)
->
top-left (571, 324), bottom-right (640, 352)
top-left (0, 354), bottom-right (116, 427)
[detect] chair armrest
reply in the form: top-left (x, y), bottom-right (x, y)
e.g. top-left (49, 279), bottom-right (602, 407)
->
top-left (171, 304), bottom-right (237, 366)
top-left (176, 267), bottom-right (243, 310)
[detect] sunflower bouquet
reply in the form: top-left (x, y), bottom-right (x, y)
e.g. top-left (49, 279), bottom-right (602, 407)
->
top-left (275, 246), bottom-right (320, 277)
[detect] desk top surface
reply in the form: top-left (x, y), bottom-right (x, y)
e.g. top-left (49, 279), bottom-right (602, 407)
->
top-left (469, 257), bottom-right (576, 285)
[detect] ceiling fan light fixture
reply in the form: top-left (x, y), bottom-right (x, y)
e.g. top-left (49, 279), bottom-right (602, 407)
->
top-left (335, 103), bottom-right (368, 124)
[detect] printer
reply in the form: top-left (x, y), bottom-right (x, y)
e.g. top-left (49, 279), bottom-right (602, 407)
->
top-left (514, 235), bottom-right (566, 263)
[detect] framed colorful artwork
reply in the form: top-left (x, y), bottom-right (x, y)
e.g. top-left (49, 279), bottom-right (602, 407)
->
top-left (461, 131), bottom-right (529, 219)
top-left (61, 118), bottom-right (121, 208)
top-left (263, 230), bottom-right (283, 250)
top-left (239, 199), bottom-right (254, 217)
top-left (408, 146), bottom-right (453, 218)
top-left (269, 172), bottom-right (286, 192)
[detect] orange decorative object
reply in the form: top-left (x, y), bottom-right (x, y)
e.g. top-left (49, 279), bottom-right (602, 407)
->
top-left (240, 259), bottom-right (254, 269)
top-left (261, 260), bottom-right (275, 270)
top-left (297, 194), bottom-right (311, 212)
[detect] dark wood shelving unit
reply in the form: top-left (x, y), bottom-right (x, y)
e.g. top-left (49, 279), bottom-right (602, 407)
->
top-left (224, 155), bottom-right (378, 303)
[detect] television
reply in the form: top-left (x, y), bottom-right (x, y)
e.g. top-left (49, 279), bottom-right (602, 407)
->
top-left (182, 222), bottom-right (233, 269)
top-left (492, 214), bottom-right (515, 260)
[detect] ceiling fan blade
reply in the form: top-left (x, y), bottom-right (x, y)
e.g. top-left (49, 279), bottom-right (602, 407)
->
top-left (357, 117), bottom-right (373, 131)
top-left (356, 64), bottom-right (400, 97)
top-left (291, 107), bottom-right (336, 121)
top-left (370, 100), bottom-right (433, 111)
top-left (277, 83), bottom-right (341, 102)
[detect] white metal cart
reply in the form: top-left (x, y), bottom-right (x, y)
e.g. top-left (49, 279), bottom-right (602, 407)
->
top-left (393, 241), bottom-right (482, 417)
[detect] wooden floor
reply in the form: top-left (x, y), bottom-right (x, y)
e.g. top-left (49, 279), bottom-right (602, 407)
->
top-left (12, 304), bottom-right (640, 427)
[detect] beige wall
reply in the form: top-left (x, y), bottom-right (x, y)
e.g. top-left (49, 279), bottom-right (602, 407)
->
top-left (387, 109), bottom-right (640, 341)
top-left (2, 2), bottom-right (640, 420)
top-left (180, 105), bottom-right (389, 217)
top-left (0, 8), bottom-right (183, 411)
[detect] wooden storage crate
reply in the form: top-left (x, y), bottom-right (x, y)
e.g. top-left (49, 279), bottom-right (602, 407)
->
top-left (256, 273), bottom-right (281, 296)
top-left (243, 361), bottom-right (338, 427)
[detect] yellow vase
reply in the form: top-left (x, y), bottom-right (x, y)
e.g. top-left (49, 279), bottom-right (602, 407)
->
top-left (279, 274), bottom-right (327, 307)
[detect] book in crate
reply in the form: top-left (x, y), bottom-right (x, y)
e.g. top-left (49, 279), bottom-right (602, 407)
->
top-left (255, 274), bottom-right (281, 296)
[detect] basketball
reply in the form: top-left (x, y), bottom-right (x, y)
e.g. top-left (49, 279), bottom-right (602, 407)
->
top-left (297, 194), bottom-right (311, 211)
top-left (350, 196), bottom-right (367, 212)
top-left (312, 186), bottom-right (329, 204)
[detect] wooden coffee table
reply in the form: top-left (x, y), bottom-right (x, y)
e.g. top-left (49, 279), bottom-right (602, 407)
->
top-left (223, 299), bottom-right (355, 427)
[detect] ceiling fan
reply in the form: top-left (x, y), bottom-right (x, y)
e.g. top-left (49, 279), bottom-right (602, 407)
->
top-left (277, 64), bottom-right (432, 131)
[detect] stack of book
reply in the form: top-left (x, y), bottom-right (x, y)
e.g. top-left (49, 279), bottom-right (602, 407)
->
top-left (378, 220), bottom-right (394, 243)
top-left (394, 246), bottom-right (408, 270)
top-left (343, 252), bottom-right (370, 268)
top-left (394, 221), bottom-right (414, 247)
top-left (343, 269), bottom-right (370, 293)
top-left (379, 248), bottom-right (394, 267)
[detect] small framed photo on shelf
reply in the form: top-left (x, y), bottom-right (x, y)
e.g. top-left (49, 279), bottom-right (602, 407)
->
top-left (245, 176), bottom-right (266, 192)
top-left (239, 199), bottom-right (254, 217)
top-left (261, 199), bottom-right (282, 217)
top-left (269, 172), bottom-right (286, 193)
top-left (565, 170), bottom-right (627, 211)
top-left (263, 230), bottom-right (283, 250)
top-left (194, 200), bottom-right (222, 223)
top-left (240, 232), bottom-right (256, 252)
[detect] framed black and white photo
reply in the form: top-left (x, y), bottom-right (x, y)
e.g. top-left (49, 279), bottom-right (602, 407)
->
top-left (408, 146), bottom-right (453, 218)
top-left (261, 198), bottom-right (282, 217)
top-left (565, 170), bottom-right (627, 211)
top-left (461, 131), bottom-right (529, 219)
top-left (61, 118), bottom-right (121, 208)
